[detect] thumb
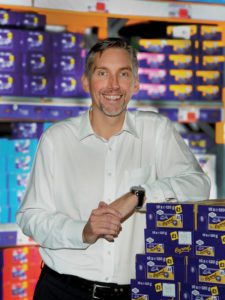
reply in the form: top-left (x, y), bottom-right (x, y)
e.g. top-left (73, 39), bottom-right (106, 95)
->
top-left (98, 201), bottom-right (108, 208)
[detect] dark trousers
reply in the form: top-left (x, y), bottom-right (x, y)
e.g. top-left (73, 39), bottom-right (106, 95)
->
top-left (33, 265), bottom-right (131, 300)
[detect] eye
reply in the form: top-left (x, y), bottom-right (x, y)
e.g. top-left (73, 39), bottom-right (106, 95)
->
top-left (97, 69), bottom-right (108, 78)
top-left (120, 70), bottom-right (130, 78)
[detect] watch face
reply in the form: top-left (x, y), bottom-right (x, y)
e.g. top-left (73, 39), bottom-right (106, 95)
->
top-left (131, 186), bottom-right (145, 209)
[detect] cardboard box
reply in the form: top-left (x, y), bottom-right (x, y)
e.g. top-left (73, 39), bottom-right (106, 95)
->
top-left (23, 75), bottom-right (53, 97)
top-left (196, 70), bottom-right (222, 85)
top-left (167, 25), bottom-right (199, 40)
top-left (146, 203), bottom-right (195, 230)
top-left (0, 73), bottom-right (22, 96)
top-left (168, 84), bottom-right (193, 100)
top-left (0, 29), bottom-right (21, 51)
top-left (0, 51), bottom-right (21, 73)
top-left (145, 229), bottom-right (194, 257)
top-left (131, 279), bottom-right (179, 299)
top-left (138, 39), bottom-right (170, 53)
top-left (138, 68), bottom-right (167, 84)
top-left (136, 254), bottom-right (186, 282)
top-left (197, 204), bottom-right (225, 232)
top-left (22, 52), bottom-right (52, 74)
top-left (199, 25), bottom-right (223, 41)
top-left (133, 83), bottom-right (167, 100)
top-left (168, 70), bottom-right (194, 85)
top-left (51, 32), bottom-right (83, 54)
top-left (181, 283), bottom-right (225, 299)
top-left (167, 54), bottom-right (194, 69)
top-left (20, 31), bottom-right (51, 53)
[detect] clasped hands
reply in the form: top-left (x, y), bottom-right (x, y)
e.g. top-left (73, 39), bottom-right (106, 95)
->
top-left (82, 192), bottom-right (138, 244)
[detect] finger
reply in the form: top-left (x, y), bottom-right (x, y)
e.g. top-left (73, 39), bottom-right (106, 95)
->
top-left (98, 201), bottom-right (108, 208)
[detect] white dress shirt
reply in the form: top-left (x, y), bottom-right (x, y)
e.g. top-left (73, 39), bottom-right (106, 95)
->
top-left (16, 110), bottom-right (210, 284)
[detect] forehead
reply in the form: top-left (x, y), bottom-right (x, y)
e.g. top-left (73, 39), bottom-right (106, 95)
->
top-left (93, 48), bottom-right (132, 68)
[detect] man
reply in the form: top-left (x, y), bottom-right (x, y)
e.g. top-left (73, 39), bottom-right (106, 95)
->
top-left (16, 38), bottom-right (210, 300)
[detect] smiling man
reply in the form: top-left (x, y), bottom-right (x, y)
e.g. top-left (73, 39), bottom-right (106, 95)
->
top-left (16, 38), bottom-right (210, 300)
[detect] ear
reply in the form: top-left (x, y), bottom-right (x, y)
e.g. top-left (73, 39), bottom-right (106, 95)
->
top-left (132, 78), bottom-right (140, 95)
top-left (81, 74), bottom-right (90, 93)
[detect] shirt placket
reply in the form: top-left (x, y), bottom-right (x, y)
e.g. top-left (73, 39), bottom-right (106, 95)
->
top-left (102, 138), bottom-right (117, 282)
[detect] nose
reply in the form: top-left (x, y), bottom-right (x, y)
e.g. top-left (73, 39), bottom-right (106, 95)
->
top-left (108, 74), bottom-right (120, 89)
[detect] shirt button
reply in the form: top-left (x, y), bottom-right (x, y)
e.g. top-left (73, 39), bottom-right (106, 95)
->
top-left (108, 172), bottom-right (112, 176)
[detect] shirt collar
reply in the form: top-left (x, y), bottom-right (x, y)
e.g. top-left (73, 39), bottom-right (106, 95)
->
top-left (78, 109), bottom-right (139, 141)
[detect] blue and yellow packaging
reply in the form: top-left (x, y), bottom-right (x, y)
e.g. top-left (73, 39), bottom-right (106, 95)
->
top-left (181, 283), bottom-right (225, 300)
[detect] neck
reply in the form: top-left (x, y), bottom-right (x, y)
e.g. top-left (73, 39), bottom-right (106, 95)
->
top-left (89, 108), bottom-right (126, 140)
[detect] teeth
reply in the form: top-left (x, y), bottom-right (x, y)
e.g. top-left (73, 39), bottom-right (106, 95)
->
top-left (104, 95), bottom-right (121, 100)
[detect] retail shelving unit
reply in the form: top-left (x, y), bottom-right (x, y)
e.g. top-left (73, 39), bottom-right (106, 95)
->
top-left (0, 0), bottom-right (225, 247)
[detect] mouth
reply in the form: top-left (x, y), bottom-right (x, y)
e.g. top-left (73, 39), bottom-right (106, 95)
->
top-left (103, 94), bottom-right (123, 101)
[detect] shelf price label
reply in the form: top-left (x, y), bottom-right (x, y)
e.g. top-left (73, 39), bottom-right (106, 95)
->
top-left (169, 4), bottom-right (192, 19)
top-left (178, 107), bottom-right (199, 123)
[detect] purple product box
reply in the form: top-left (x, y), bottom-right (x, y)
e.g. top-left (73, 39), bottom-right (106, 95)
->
top-left (195, 85), bottom-right (221, 101)
top-left (7, 155), bottom-right (33, 173)
top-left (136, 254), bottom-right (186, 282)
top-left (11, 122), bottom-right (43, 139)
top-left (181, 133), bottom-right (214, 154)
top-left (187, 257), bottom-right (225, 285)
top-left (158, 108), bottom-right (178, 122)
top-left (199, 41), bottom-right (224, 55)
top-left (168, 84), bottom-right (194, 101)
top-left (139, 68), bottom-right (167, 84)
top-left (197, 205), bottom-right (225, 232)
top-left (199, 108), bottom-right (221, 122)
top-left (8, 173), bottom-right (30, 190)
top-left (0, 51), bottom-right (21, 73)
top-left (137, 52), bottom-right (167, 69)
top-left (166, 25), bottom-right (199, 40)
top-left (133, 83), bottom-right (167, 100)
top-left (0, 29), bottom-right (21, 51)
top-left (45, 106), bottom-right (66, 121)
top-left (146, 203), bottom-right (195, 230)
top-left (196, 70), bottom-right (222, 85)
top-left (167, 54), bottom-right (195, 69)
top-left (195, 231), bottom-right (225, 258)
top-left (139, 39), bottom-right (170, 53)
top-left (0, 9), bottom-right (18, 27)
top-left (145, 229), bottom-right (194, 257)
top-left (197, 56), bottom-right (225, 71)
top-left (20, 31), bottom-right (51, 53)
top-left (23, 75), bottom-right (53, 97)
top-left (22, 52), bottom-right (52, 75)
top-left (181, 283), bottom-right (225, 300)
top-left (131, 279), bottom-right (178, 299)
top-left (0, 73), bottom-right (22, 96)
top-left (168, 69), bottom-right (194, 84)
top-left (52, 52), bottom-right (84, 75)
top-left (52, 32), bottom-right (83, 54)
top-left (199, 25), bottom-right (223, 41)
top-left (8, 139), bottom-right (37, 156)
top-left (167, 40), bottom-right (194, 55)
top-left (16, 12), bottom-right (46, 29)
top-left (0, 231), bottom-right (17, 247)
top-left (53, 74), bottom-right (80, 98)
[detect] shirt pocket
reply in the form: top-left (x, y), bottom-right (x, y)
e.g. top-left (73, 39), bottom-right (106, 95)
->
top-left (125, 166), bottom-right (150, 188)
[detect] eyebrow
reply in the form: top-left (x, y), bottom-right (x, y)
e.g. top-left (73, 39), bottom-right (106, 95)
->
top-left (93, 66), bottom-right (132, 72)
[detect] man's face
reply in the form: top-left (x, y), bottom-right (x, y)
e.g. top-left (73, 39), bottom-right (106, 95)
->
top-left (82, 48), bottom-right (139, 117)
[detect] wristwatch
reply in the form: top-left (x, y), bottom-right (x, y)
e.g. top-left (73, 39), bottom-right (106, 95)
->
top-left (130, 186), bottom-right (146, 210)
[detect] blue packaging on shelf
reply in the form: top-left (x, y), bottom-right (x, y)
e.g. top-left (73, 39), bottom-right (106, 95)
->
top-left (146, 203), bottom-right (195, 230)
top-left (8, 188), bottom-right (26, 207)
top-left (0, 9), bottom-right (18, 27)
top-left (136, 254), bottom-right (186, 282)
top-left (167, 25), bottom-right (199, 40)
top-left (168, 84), bottom-right (194, 101)
top-left (137, 52), bottom-right (167, 69)
top-left (188, 257), bottom-right (225, 285)
top-left (8, 139), bottom-right (37, 156)
top-left (138, 68), bottom-right (167, 84)
top-left (0, 231), bottom-right (17, 247)
top-left (8, 173), bottom-right (30, 190)
top-left (16, 12), bottom-right (46, 29)
top-left (45, 106), bottom-right (66, 121)
top-left (145, 229), bottom-right (194, 257)
top-left (181, 133), bottom-right (214, 154)
top-left (199, 108), bottom-right (221, 122)
top-left (23, 75), bottom-right (53, 97)
top-left (133, 83), bottom-right (168, 100)
top-left (53, 74), bottom-right (79, 97)
top-left (197, 204), bottom-right (225, 232)
top-left (199, 25), bottom-right (223, 41)
top-left (52, 53), bottom-right (83, 75)
top-left (22, 52), bottom-right (52, 75)
top-left (52, 32), bottom-right (83, 54)
top-left (131, 279), bottom-right (179, 299)
top-left (181, 283), bottom-right (225, 300)
top-left (198, 40), bottom-right (224, 55)
top-left (158, 108), bottom-right (178, 122)
top-left (20, 31), bottom-right (51, 53)
top-left (139, 39), bottom-right (170, 53)
top-left (167, 39), bottom-right (194, 55)
top-left (168, 69), bottom-right (194, 85)
top-left (0, 29), bottom-right (21, 51)
top-left (196, 70), bottom-right (222, 85)
top-left (0, 51), bottom-right (21, 73)
top-left (11, 122), bottom-right (43, 139)
top-left (0, 73), bottom-right (22, 96)
top-left (197, 55), bottom-right (225, 71)
top-left (167, 54), bottom-right (195, 69)
top-left (194, 231), bottom-right (225, 258)
top-left (7, 154), bottom-right (34, 173)
top-left (195, 85), bottom-right (221, 101)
